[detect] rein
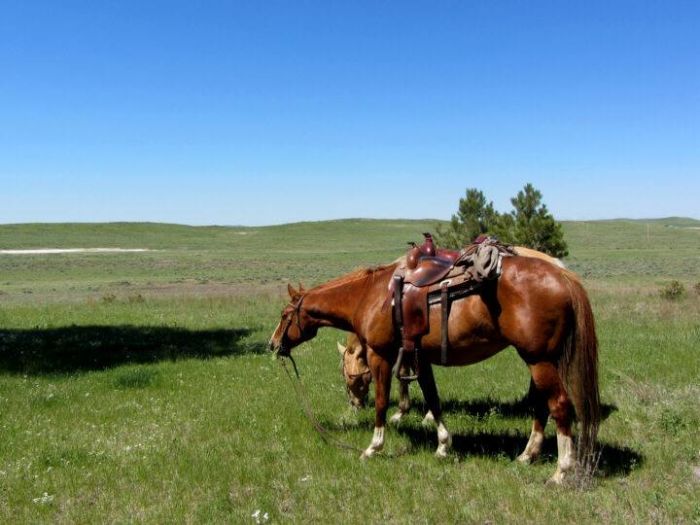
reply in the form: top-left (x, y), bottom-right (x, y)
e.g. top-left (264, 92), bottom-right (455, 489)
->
top-left (276, 355), bottom-right (367, 455)
top-left (275, 289), bottom-right (405, 458)
top-left (276, 355), bottom-right (406, 459)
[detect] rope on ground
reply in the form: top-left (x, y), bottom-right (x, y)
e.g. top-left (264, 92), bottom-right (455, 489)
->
top-left (277, 356), bottom-right (406, 458)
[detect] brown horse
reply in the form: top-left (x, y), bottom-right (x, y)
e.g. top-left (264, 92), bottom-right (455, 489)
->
top-left (338, 246), bottom-right (567, 418)
top-left (269, 256), bottom-right (599, 484)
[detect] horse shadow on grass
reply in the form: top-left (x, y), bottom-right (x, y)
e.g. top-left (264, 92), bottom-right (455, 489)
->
top-left (395, 426), bottom-right (642, 477)
top-left (436, 397), bottom-right (617, 421)
top-left (0, 325), bottom-right (266, 375)
top-left (318, 397), bottom-right (636, 477)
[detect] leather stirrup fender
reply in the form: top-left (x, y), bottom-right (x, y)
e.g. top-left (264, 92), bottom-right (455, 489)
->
top-left (440, 280), bottom-right (450, 365)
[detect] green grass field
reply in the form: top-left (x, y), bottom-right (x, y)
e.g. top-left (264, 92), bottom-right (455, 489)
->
top-left (1, 219), bottom-right (699, 523)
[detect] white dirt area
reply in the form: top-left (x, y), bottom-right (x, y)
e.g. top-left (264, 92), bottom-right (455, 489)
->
top-left (0, 248), bottom-right (153, 255)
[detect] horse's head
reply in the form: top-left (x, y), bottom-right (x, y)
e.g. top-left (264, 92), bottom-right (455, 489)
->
top-left (337, 334), bottom-right (371, 408)
top-left (269, 284), bottom-right (318, 355)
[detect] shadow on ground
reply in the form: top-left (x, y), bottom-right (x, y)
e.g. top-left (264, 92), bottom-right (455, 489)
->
top-left (318, 397), bottom-right (635, 476)
top-left (437, 397), bottom-right (617, 421)
top-left (395, 426), bottom-right (642, 477)
top-left (0, 325), bottom-right (266, 375)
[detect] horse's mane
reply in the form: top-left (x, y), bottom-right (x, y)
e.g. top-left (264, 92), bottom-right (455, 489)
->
top-left (313, 262), bottom-right (398, 292)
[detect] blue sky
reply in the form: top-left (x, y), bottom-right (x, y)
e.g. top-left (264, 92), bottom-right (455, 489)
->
top-left (1, 1), bottom-right (698, 225)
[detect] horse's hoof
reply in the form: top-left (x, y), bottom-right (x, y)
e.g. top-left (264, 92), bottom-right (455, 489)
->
top-left (389, 412), bottom-right (403, 425)
top-left (435, 439), bottom-right (451, 459)
top-left (517, 453), bottom-right (533, 465)
top-left (546, 470), bottom-right (565, 486)
top-left (435, 448), bottom-right (449, 459)
top-left (361, 447), bottom-right (381, 460)
top-left (421, 411), bottom-right (436, 427)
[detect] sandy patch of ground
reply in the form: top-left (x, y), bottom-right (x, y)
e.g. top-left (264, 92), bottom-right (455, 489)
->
top-left (0, 248), bottom-right (152, 255)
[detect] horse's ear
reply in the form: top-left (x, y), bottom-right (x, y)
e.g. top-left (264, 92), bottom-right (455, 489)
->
top-left (299, 283), bottom-right (306, 293)
top-left (287, 283), bottom-right (299, 298)
top-left (337, 342), bottom-right (346, 355)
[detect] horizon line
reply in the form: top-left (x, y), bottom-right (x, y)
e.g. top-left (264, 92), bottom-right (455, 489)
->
top-left (1, 215), bottom-right (698, 229)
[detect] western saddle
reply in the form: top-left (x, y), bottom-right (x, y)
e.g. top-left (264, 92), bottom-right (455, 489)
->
top-left (388, 233), bottom-right (514, 381)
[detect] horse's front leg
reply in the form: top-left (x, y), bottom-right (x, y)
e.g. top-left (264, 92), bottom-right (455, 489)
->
top-left (389, 365), bottom-right (435, 426)
top-left (416, 355), bottom-right (451, 458)
top-left (361, 349), bottom-right (393, 459)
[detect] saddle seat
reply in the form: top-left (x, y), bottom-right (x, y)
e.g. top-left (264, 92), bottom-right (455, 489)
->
top-left (403, 233), bottom-right (463, 287)
top-left (403, 256), bottom-right (455, 287)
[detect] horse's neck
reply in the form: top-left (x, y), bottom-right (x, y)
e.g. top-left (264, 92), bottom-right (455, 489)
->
top-left (304, 266), bottom-right (393, 332)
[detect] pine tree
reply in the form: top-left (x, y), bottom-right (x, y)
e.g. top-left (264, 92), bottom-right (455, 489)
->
top-left (435, 189), bottom-right (500, 248)
top-left (506, 183), bottom-right (568, 257)
top-left (435, 183), bottom-right (568, 258)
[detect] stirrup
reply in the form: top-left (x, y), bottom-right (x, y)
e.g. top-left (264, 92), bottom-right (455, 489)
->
top-left (392, 347), bottom-right (419, 382)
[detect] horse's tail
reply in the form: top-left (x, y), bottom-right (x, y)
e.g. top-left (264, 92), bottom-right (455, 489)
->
top-left (559, 270), bottom-right (600, 469)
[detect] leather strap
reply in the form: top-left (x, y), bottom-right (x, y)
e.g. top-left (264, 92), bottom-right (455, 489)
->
top-left (393, 274), bottom-right (404, 330)
top-left (440, 281), bottom-right (449, 365)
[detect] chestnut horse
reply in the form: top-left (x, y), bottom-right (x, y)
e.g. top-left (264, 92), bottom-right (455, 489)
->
top-left (338, 246), bottom-right (567, 417)
top-left (269, 256), bottom-right (599, 484)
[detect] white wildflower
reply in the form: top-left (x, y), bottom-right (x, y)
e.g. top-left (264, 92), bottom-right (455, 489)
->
top-left (32, 492), bottom-right (54, 504)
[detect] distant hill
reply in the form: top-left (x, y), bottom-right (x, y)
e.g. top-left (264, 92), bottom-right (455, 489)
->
top-left (595, 217), bottom-right (700, 228)
top-left (1, 218), bottom-right (698, 287)
top-left (1, 217), bottom-right (698, 252)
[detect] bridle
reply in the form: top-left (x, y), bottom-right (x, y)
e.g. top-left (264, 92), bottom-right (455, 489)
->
top-left (277, 294), bottom-right (305, 356)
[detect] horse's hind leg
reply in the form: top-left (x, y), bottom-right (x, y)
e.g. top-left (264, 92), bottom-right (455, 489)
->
top-left (389, 377), bottom-right (411, 424)
top-left (528, 362), bottom-right (576, 484)
top-left (416, 357), bottom-right (451, 458)
top-left (517, 377), bottom-right (549, 464)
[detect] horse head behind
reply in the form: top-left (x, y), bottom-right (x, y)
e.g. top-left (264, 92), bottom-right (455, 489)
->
top-left (337, 334), bottom-right (371, 408)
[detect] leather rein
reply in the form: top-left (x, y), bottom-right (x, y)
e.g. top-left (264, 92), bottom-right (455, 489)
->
top-left (275, 296), bottom-right (400, 457)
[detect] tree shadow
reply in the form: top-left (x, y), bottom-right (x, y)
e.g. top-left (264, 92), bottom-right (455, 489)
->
top-left (0, 325), bottom-right (264, 375)
top-left (395, 426), bottom-right (642, 477)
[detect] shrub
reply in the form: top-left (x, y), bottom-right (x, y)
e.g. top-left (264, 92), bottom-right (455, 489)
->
top-left (660, 280), bottom-right (685, 301)
top-left (694, 282), bottom-right (700, 296)
top-left (101, 293), bottom-right (117, 303)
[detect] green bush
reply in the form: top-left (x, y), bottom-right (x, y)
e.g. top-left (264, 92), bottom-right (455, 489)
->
top-left (660, 280), bottom-right (685, 300)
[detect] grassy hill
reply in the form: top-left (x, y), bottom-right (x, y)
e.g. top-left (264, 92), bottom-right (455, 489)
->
top-left (1, 218), bottom-right (698, 300)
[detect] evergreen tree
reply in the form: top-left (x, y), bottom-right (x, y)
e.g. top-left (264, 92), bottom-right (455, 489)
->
top-left (435, 188), bottom-right (500, 248)
top-left (506, 183), bottom-right (568, 257)
top-left (435, 183), bottom-right (568, 258)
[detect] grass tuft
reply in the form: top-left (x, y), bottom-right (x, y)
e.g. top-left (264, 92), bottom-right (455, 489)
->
top-left (113, 367), bottom-right (160, 388)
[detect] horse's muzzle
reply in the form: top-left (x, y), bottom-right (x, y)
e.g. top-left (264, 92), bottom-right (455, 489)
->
top-left (270, 339), bottom-right (289, 357)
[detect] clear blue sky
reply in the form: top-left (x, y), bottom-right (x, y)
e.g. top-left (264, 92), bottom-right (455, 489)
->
top-left (1, 1), bottom-right (698, 225)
